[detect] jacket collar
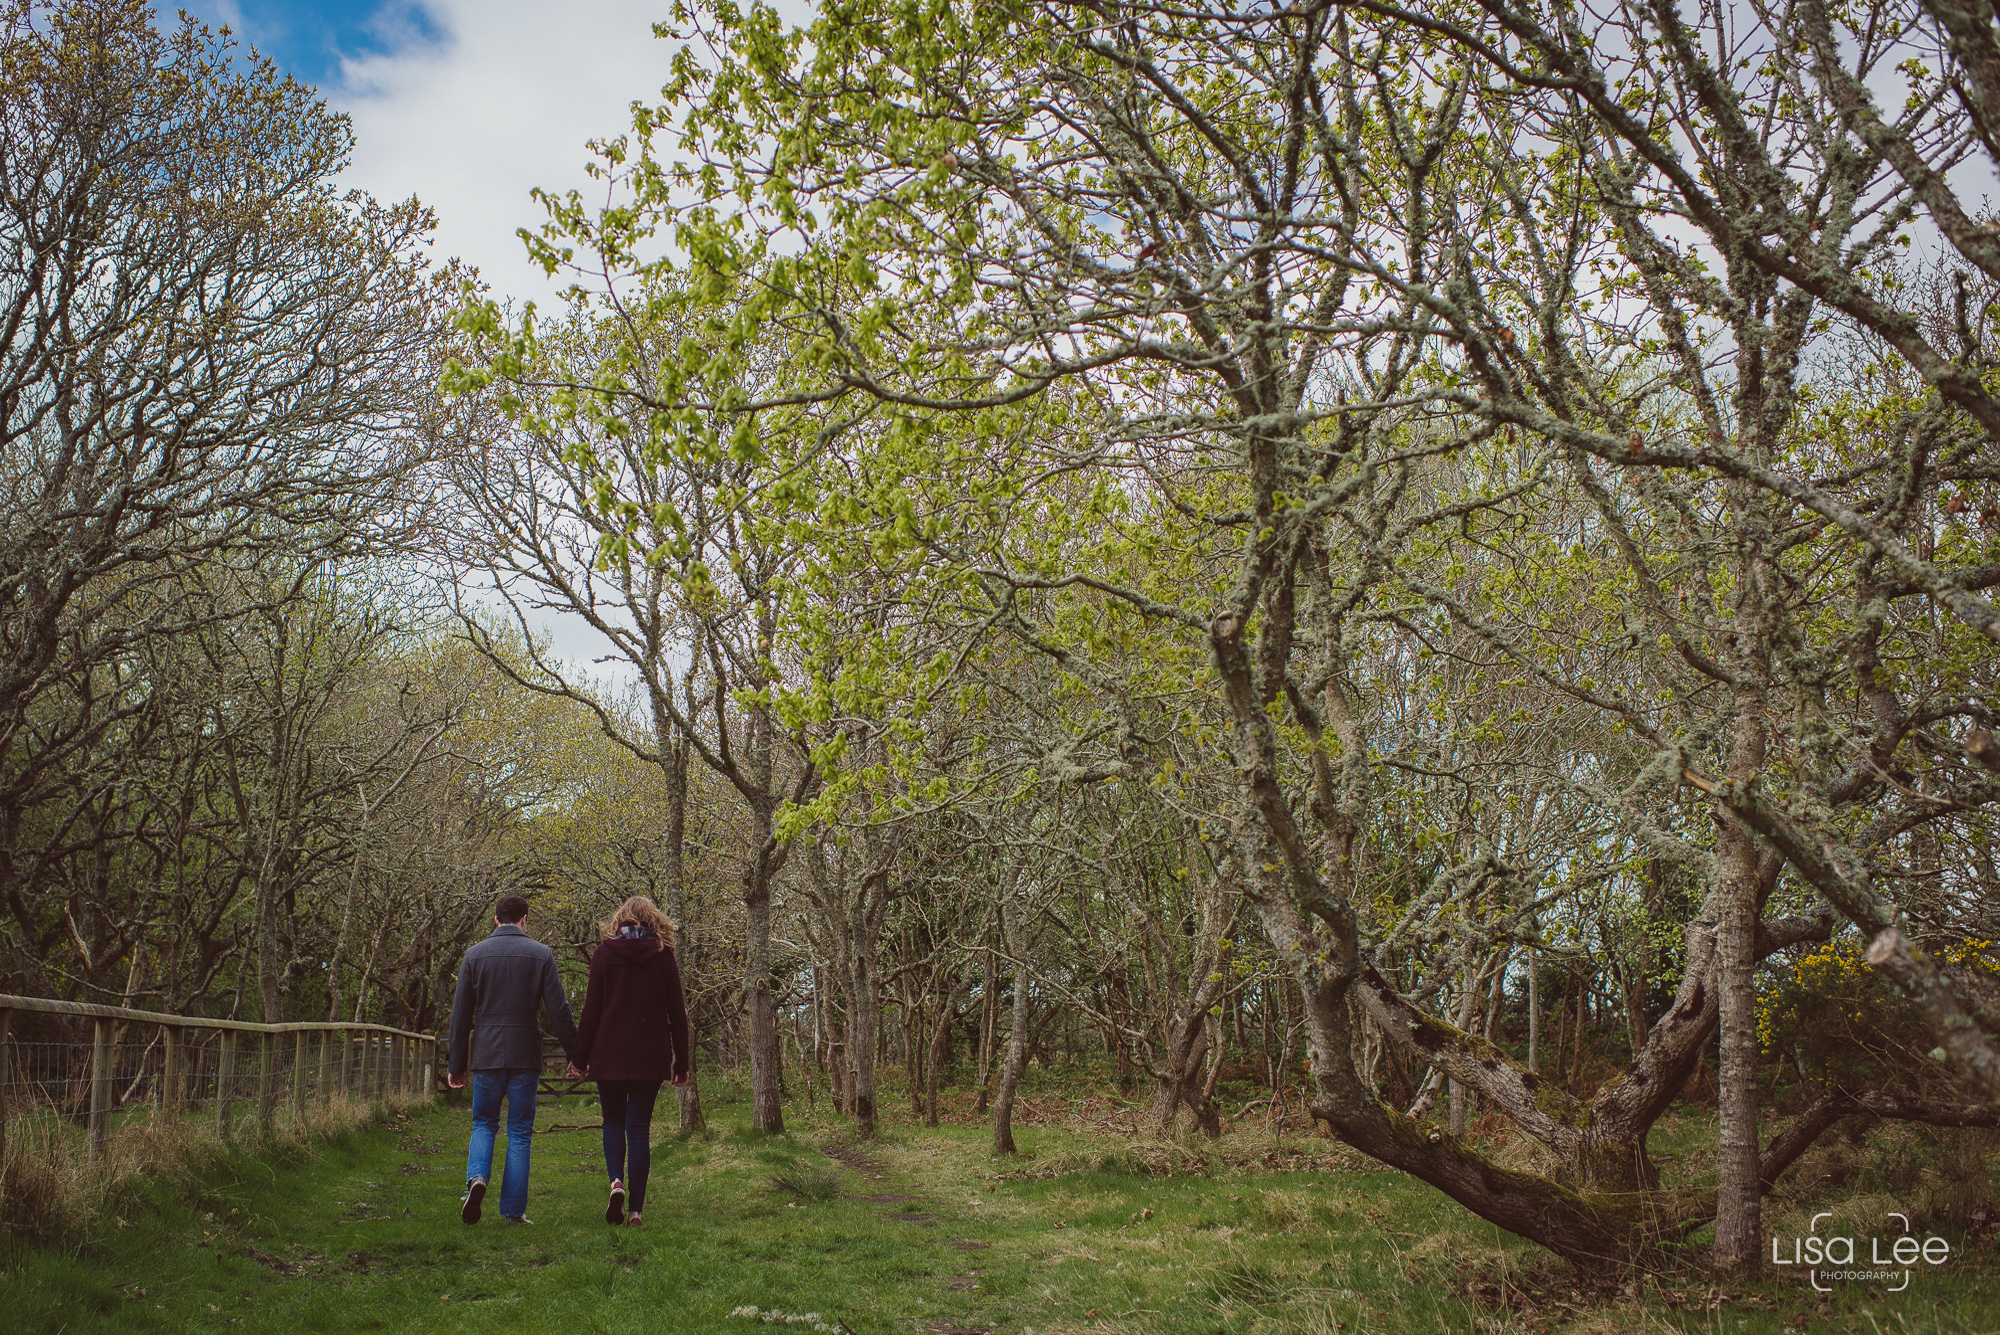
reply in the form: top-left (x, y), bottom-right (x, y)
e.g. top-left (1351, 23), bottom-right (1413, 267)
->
top-left (491, 923), bottom-right (527, 937)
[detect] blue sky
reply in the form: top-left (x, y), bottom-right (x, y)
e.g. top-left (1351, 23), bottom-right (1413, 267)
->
top-left (157, 0), bottom-right (685, 304)
top-left (159, 0), bottom-right (790, 673)
top-left (180, 1), bottom-right (447, 90)
top-left (162, 0), bottom-right (813, 307)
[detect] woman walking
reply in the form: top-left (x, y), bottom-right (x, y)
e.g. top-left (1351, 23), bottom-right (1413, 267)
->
top-left (567, 896), bottom-right (692, 1226)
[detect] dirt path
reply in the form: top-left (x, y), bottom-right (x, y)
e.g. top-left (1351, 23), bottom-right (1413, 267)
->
top-left (817, 1140), bottom-right (990, 1332)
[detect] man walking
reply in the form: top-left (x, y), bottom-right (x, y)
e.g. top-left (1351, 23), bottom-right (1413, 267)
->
top-left (447, 893), bottom-right (576, 1224)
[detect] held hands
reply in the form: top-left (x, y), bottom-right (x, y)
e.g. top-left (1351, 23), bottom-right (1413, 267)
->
top-left (543, 1060), bottom-right (675, 1082)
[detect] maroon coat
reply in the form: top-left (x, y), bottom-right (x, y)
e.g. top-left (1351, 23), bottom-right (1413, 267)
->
top-left (571, 934), bottom-right (692, 1084)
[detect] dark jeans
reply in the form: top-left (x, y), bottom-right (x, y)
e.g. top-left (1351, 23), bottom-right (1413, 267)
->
top-left (599, 1080), bottom-right (662, 1212)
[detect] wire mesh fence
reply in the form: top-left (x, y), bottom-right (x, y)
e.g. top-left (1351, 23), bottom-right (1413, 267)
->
top-left (0, 996), bottom-right (437, 1170)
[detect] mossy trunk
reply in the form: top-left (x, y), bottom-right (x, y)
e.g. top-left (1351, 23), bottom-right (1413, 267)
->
top-left (744, 831), bottom-right (785, 1135)
top-left (991, 895), bottom-right (1030, 1155)
top-left (922, 979), bottom-right (960, 1127)
top-left (974, 935), bottom-right (998, 1114)
top-left (846, 927), bottom-right (880, 1138)
top-left (1152, 1016), bottom-right (1221, 1138)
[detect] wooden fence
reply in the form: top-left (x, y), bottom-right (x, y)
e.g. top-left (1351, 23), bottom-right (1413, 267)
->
top-left (0, 994), bottom-right (437, 1163)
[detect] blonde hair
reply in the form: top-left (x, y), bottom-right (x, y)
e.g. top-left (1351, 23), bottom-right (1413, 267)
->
top-left (600, 895), bottom-right (676, 949)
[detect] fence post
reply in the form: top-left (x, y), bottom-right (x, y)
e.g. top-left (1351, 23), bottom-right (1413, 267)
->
top-left (315, 1030), bottom-right (331, 1107)
top-left (89, 1016), bottom-right (112, 1161)
top-left (0, 1007), bottom-right (12, 1164)
top-left (257, 1032), bottom-right (276, 1134)
top-left (161, 1024), bottom-right (181, 1116)
top-left (289, 1031), bottom-right (305, 1123)
top-left (215, 1031), bottom-right (235, 1140)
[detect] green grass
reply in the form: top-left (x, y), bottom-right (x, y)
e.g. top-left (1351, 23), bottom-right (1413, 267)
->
top-left (2, 1093), bottom-right (1997, 1334)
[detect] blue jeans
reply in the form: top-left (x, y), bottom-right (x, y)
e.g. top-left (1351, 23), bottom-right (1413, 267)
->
top-left (598, 1081), bottom-right (661, 1213)
top-left (466, 1069), bottom-right (538, 1219)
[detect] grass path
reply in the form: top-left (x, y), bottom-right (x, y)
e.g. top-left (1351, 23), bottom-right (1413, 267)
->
top-left (4, 1093), bottom-right (1997, 1334)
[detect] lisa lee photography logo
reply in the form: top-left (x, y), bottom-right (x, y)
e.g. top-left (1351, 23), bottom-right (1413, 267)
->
top-left (1772, 1213), bottom-right (1951, 1292)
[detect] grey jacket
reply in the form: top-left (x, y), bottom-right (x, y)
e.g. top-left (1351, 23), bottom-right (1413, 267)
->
top-left (446, 924), bottom-right (578, 1075)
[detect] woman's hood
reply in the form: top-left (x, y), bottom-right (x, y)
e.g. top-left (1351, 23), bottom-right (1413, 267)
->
top-left (605, 927), bottom-right (662, 961)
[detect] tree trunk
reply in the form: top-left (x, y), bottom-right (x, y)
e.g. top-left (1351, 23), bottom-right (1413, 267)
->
top-left (1526, 945), bottom-right (1539, 1074)
top-left (1630, 858), bottom-right (1665, 1053)
top-left (1151, 1014), bottom-right (1221, 1138)
top-left (975, 934), bottom-right (999, 1114)
top-left (644, 687), bottom-right (703, 1133)
top-left (254, 863), bottom-right (284, 1024)
top-left (351, 889), bottom-right (403, 1022)
top-left (1569, 989), bottom-right (1586, 1086)
top-left (1447, 956), bottom-right (1501, 1138)
top-left (1711, 450), bottom-right (1775, 1274)
top-left (250, 634), bottom-right (294, 1029)
top-left (991, 896), bottom-right (1030, 1154)
top-left (1199, 1012), bottom-right (1227, 1127)
top-left (1713, 709), bottom-right (1768, 1274)
top-left (324, 795), bottom-right (370, 1022)
top-left (904, 980), bottom-right (927, 1116)
top-left (744, 828), bottom-right (785, 1134)
top-left (922, 976), bottom-right (962, 1127)
top-left (823, 981), bottom-right (847, 1112)
top-left (1550, 985), bottom-right (1569, 1088)
top-left (846, 917), bottom-right (880, 1138)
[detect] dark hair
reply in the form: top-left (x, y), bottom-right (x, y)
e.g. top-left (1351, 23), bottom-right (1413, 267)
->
top-left (494, 894), bottom-right (530, 924)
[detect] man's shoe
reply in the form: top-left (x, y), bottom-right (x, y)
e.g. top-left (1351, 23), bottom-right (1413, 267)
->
top-left (624, 1212), bottom-right (642, 1227)
top-left (460, 1177), bottom-right (486, 1225)
top-left (606, 1179), bottom-right (627, 1225)
top-left (501, 1214), bottom-right (533, 1225)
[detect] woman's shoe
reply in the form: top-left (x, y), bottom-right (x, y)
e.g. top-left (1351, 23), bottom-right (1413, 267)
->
top-left (606, 1179), bottom-right (627, 1225)
top-left (624, 1212), bottom-right (643, 1227)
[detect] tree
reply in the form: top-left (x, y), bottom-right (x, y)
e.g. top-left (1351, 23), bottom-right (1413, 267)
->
top-left (641, 0), bottom-right (1664, 1256)
top-left (1325, 0), bottom-right (2000, 1120)
top-left (430, 0), bottom-right (2000, 1270)
top-left (443, 288), bottom-right (830, 1134)
top-left (615, 0), bottom-right (1960, 1265)
top-left (0, 0), bottom-right (448, 996)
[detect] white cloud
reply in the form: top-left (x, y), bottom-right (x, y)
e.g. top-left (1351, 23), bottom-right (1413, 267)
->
top-left (311, 0), bottom-right (815, 676)
top-left (305, 3), bottom-right (679, 674)
top-left (329, 0), bottom-right (680, 306)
